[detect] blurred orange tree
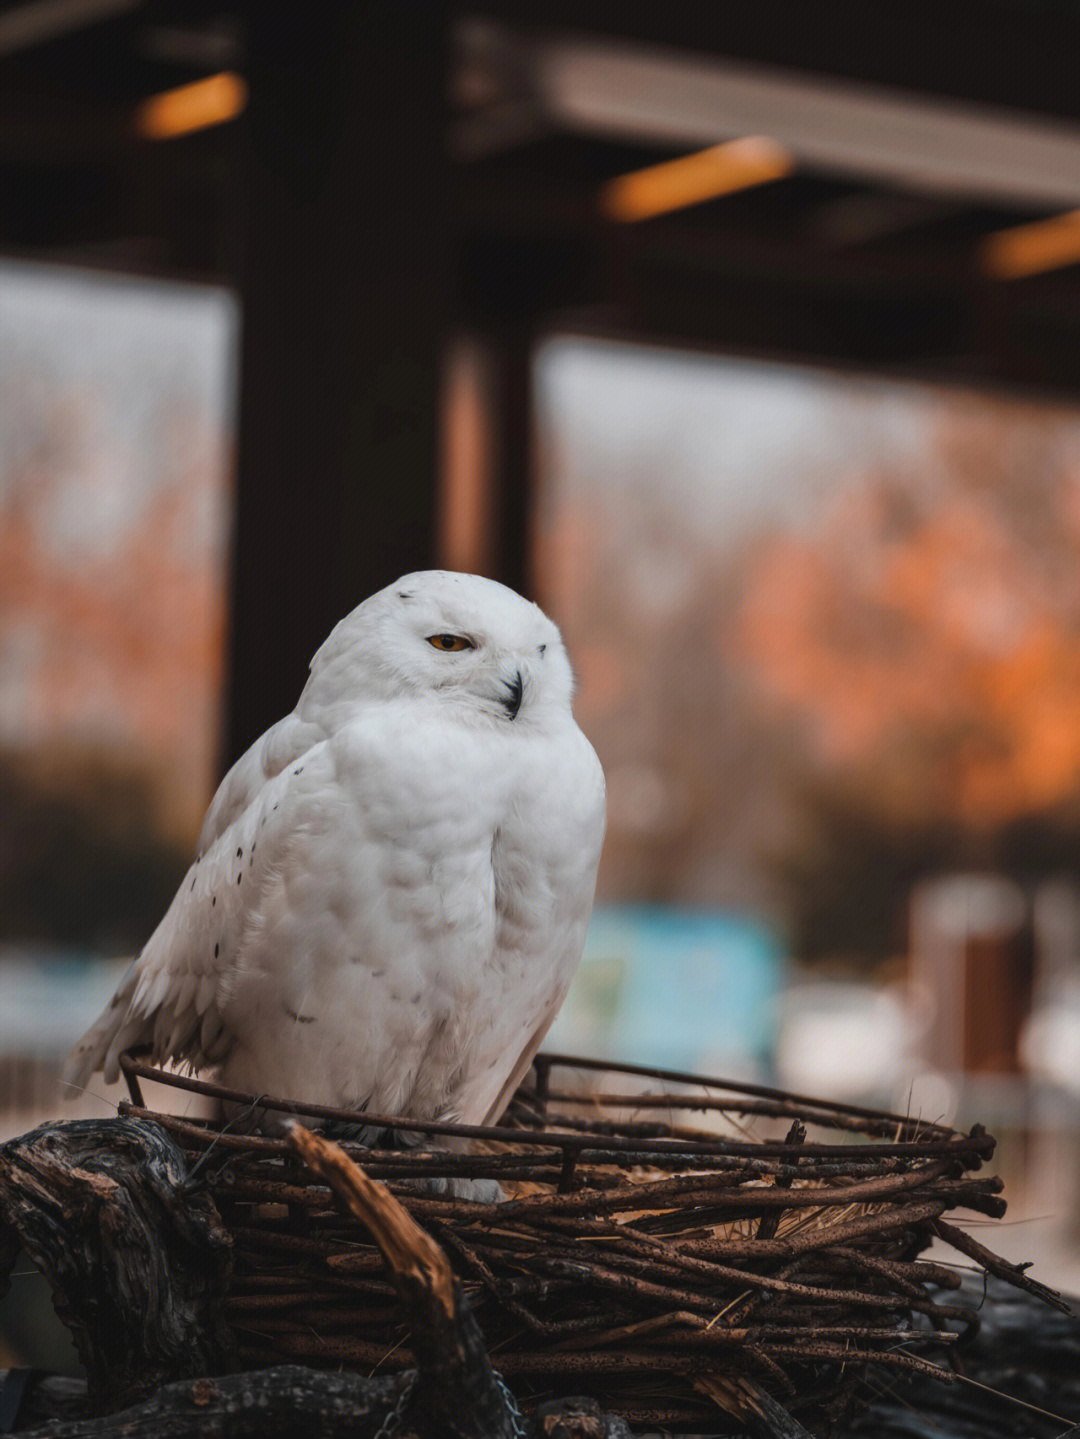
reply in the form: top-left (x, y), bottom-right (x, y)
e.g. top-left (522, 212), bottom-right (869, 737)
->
top-left (539, 394), bottom-right (1080, 962)
top-left (733, 404), bottom-right (1080, 833)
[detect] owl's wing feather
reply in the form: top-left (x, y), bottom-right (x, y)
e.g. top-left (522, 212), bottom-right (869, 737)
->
top-left (196, 714), bottom-right (326, 856)
top-left (60, 959), bottom-right (143, 1092)
top-left (63, 733), bottom-right (333, 1088)
top-left (481, 1008), bottom-right (561, 1127)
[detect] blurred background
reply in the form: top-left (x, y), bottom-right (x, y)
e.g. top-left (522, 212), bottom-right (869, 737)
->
top-left (4, 0), bottom-right (1080, 1350)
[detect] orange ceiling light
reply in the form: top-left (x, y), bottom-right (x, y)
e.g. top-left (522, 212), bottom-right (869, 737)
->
top-left (601, 135), bottom-right (793, 222)
top-left (137, 71), bottom-right (248, 141)
top-left (981, 209), bottom-right (1080, 280)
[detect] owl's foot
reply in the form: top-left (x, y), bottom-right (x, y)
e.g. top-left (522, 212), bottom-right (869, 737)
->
top-left (318, 1121), bottom-right (505, 1203)
top-left (317, 1119), bottom-right (385, 1147)
top-left (401, 1174), bottom-right (506, 1204)
top-left (319, 1120), bottom-right (431, 1149)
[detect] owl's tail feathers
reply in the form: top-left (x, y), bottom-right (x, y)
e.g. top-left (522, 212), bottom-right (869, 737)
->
top-left (61, 961), bottom-right (147, 1092)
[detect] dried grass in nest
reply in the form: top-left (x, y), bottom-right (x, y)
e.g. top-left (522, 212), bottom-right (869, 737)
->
top-left (116, 1050), bottom-right (1068, 1434)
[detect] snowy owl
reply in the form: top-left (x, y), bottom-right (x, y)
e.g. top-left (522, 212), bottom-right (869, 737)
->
top-left (64, 571), bottom-right (606, 1134)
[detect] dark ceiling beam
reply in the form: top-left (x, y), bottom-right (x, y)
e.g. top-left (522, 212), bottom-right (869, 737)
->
top-left (0, 86), bottom-right (132, 160)
top-left (0, 0), bottom-right (138, 55)
top-left (448, 159), bottom-right (1080, 396)
top-left (452, 160), bottom-right (1080, 305)
top-left (471, 0), bottom-right (1080, 124)
top-left (452, 22), bottom-right (1080, 211)
top-left (0, 116), bottom-right (240, 277)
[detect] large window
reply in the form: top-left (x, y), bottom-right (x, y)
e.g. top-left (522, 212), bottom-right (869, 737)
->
top-left (534, 336), bottom-right (1080, 1090)
top-left (0, 261), bottom-right (238, 1129)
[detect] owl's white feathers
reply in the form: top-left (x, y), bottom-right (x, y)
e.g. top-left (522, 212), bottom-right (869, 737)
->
top-left (64, 572), bottom-right (605, 1127)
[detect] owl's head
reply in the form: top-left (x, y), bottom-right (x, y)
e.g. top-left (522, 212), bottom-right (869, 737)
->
top-left (299, 571), bottom-right (575, 726)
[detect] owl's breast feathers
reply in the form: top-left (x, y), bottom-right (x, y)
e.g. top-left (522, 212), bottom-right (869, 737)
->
top-left (221, 709), bottom-right (605, 1123)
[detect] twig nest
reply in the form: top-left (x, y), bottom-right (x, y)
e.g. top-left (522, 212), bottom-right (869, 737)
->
top-left (117, 1050), bottom-right (1064, 1434)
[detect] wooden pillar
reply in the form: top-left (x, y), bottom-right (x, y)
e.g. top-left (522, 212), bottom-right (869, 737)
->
top-left (439, 328), bottom-right (536, 595)
top-left (225, 4), bottom-right (452, 763)
top-left (489, 328), bottom-right (536, 600)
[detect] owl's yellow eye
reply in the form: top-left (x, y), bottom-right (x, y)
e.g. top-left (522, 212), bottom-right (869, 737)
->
top-left (427, 634), bottom-right (474, 652)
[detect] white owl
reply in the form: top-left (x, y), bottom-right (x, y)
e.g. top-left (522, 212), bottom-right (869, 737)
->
top-left (64, 572), bottom-right (605, 1133)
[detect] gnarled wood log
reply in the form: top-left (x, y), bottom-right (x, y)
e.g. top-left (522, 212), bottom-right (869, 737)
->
top-left (4, 1367), bottom-right (635, 1438)
top-left (0, 1118), bottom-right (234, 1411)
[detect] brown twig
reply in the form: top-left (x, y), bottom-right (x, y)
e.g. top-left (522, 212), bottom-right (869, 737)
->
top-left (931, 1218), bottom-right (1073, 1315)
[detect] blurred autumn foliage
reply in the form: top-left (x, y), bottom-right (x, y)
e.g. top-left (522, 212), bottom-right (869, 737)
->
top-left (734, 408), bottom-right (1080, 832)
top-left (537, 486), bottom-right (807, 922)
top-left (0, 265), bottom-right (235, 948)
top-left (537, 365), bottom-right (1080, 964)
top-left (0, 744), bottom-right (186, 949)
top-left (0, 396), bottom-right (229, 842)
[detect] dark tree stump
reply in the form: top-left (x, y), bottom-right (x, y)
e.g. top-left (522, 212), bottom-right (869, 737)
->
top-left (0, 1118), bottom-right (234, 1411)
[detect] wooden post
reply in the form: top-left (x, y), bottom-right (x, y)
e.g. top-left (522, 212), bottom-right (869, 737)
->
top-left (225, 4), bottom-right (452, 764)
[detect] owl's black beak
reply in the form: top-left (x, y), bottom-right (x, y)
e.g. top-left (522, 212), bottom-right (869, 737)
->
top-left (502, 670), bottom-right (524, 721)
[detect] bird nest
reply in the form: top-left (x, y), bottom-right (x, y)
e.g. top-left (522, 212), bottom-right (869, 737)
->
top-left (116, 1050), bottom-right (1062, 1434)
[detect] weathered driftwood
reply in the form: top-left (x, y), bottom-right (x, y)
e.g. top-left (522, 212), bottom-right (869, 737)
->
top-left (10, 1277), bottom-right (1080, 1438)
top-left (0, 1117), bottom-right (234, 1411)
top-left (4, 1367), bottom-right (413, 1438)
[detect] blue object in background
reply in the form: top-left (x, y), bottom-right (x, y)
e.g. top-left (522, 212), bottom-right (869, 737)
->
top-left (0, 949), bottom-right (128, 1059)
top-left (545, 904), bottom-right (785, 1076)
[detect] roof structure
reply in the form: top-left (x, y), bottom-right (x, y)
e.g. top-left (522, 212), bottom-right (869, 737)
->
top-left (3, 0), bottom-right (1079, 759)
